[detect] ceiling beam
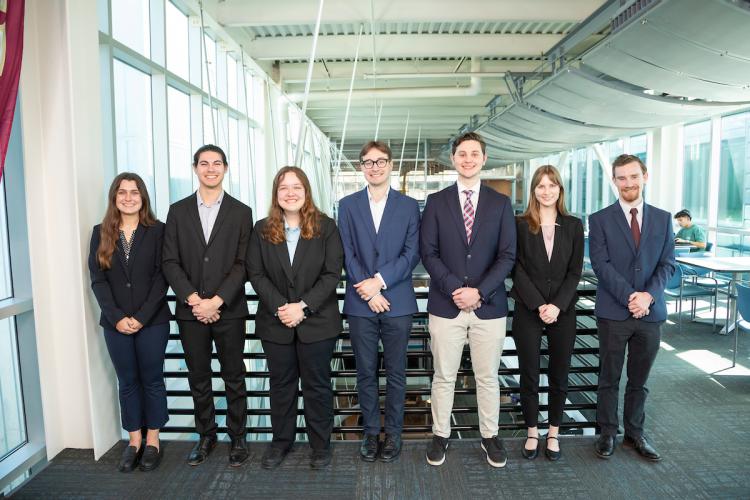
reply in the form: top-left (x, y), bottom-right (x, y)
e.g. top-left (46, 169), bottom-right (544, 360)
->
top-left (215, 0), bottom-right (604, 26)
top-left (248, 34), bottom-right (564, 60)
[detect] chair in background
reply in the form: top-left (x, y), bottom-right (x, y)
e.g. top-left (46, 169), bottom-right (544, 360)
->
top-left (664, 264), bottom-right (718, 334)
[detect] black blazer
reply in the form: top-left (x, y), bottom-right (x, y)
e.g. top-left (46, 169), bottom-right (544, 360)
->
top-left (510, 214), bottom-right (584, 312)
top-left (162, 193), bottom-right (253, 321)
top-left (88, 222), bottom-right (171, 330)
top-left (247, 215), bottom-right (343, 344)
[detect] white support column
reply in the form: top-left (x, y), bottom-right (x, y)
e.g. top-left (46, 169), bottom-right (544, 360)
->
top-left (20, 0), bottom-right (119, 460)
top-left (708, 116), bottom-right (722, 237)
top-left (650, 124), bottom-right (683, 213)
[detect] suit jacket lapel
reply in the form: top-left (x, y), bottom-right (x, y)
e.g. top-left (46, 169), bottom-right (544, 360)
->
top-left (188, 194), bottom-right (207, 247)
top-left (612, 202), bottom-right (637, 255)
top-left (356, 188), bottom-right (377, 246)
top-left (274, 240), bottom-right (295, 283)
top-left (638, 204), bottom-right (651, 255)
top-left (447, 184), bottom-right (469, 249)
top-left (468, 185), bottom-right (489, 247)
top-left (375, 189), bottom-right (398, 245)
top-left (547, 214), bottom-right (564, 268)
top-left (292, 236), bottom-right (311, 276)
top-left (207, 195), bottom-right (231, 247)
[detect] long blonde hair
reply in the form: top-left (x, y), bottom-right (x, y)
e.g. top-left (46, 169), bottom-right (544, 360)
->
top-left (520, 165), bottom-right (568, 234)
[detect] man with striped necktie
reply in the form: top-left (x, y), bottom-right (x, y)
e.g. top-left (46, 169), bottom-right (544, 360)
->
top-left (420, 132), bottom-right (516, 468)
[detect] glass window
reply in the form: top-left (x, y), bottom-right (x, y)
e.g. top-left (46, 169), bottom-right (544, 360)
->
top-left (576, 149), bottom-right (588, 213)
top-left (0, 316), bottom-right (25, 460)
top-left (0, 180), bottom-right (12, 300)
top-left (630, 134), bottom-right (648, 164)
top-left (113, 60), bottom-right (155, 195)
top-left (682, 121), bottom-right (711, 221)
top-left (591, 150), bottom-right (603, 212)
top-left (719, 112), bottom-right (750, 227)
top-left (228, 117), bottom-right (241, 197)
top-left (202, 35), bottom-right (217, 94)
top-left (203, 104), bottom-right (216, 145)
top-left (167, 87), bottom-right (193, 202)
top-left (165, 1), bottom-right (189, 81)
top-left (111, 0), bottom-right (150, 58)
top-left (227, 56), bottom-right (238, 110)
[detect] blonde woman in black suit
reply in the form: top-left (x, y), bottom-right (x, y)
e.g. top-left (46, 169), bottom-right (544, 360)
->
top-left (510, 165), bottom-right (584, 461)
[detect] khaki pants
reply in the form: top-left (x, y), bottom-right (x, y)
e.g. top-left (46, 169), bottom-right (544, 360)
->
top-left (429, 312), bottom-right (506, 439)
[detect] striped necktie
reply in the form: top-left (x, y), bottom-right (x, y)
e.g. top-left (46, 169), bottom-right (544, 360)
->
top-left (462, 189), bottom-right (475, 243)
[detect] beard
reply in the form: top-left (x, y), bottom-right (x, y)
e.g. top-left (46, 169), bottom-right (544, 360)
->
top-left (619, 187), bottom-right (641, 202)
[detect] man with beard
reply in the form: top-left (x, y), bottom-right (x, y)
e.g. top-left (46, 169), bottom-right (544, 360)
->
top-left (588, 154), bottom-right (675, 462)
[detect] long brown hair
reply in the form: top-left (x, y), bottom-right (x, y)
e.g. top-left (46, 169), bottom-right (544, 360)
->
top-left (520, 165), bottom-right (568, 234)
top-left (262, 166), bottom-right (321, 244)
top-left (97, 173), bottom-right (157, 269)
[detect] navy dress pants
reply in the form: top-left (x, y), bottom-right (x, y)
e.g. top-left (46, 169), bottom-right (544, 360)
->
top-left (103, 323), bottom-right (170, 432)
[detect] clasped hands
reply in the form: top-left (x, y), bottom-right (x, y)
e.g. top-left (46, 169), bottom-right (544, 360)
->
top-left (115, 316), bottom-right (144, 335)
top-left (277, 302), bottom-right (305, 328)
top-left (538, 304), bottom-right (560, 324)
top-left (187, 293), bottom-right (223, 324)
top-left (628, 291), bottom-right (652, 319)
top-left (354, 277), bottom-right (390, 313)
top-left (452, 287), bottom-right (482, 313)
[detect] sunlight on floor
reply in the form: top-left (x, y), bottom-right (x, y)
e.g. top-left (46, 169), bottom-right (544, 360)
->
top-left (676, 349), bottom-right (750, 376)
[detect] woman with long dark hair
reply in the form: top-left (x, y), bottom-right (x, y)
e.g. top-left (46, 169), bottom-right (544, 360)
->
top-left (247, 166), bottom-right (343, 470)
top-left (510, 165), bottom-right (584, 461)
top-left (88, 172), bottom-right (171, 472)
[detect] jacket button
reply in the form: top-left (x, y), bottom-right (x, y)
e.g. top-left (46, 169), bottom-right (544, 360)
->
top-left (126, 283), bottom-right (131, 288)
top-left (547, 279), bottom-right (551, 283)
top-left (204, 257), bottom-right (209, 262)
top-left (463, 276), bottom-right (468, 281)
top-left (289, 282), bottom-right (294, 287)
top-left (467, 254), bottom-right (472, 259)
top-left (375, 251), bottom-right (379, 257)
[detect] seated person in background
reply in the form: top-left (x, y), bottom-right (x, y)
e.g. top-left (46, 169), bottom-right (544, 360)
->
top-left (674, 209), bottom-right (706, 252)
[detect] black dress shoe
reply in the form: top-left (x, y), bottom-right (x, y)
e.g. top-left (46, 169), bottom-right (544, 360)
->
top-left (545, 436), bottom-right (561, 461)
top-left (595, 435), bottom-right (615, 459)
top-left (261, 445), bottom-right (291, 469)
top-left (379, 434), bottom-right (401, 462)
top-left (187, 435), bottom-right (217, 466)
top-left (521, 436), bottom-right (539, 460)
top-left (623, 435), bottom-right (662, 461)
top-left (117, 444), bottom-right (144, 473)
top-left (229, 437), bottom-right (249, 467)
top-left (310, 448), bottom-right (332, 469)
top-left (139, 445), bottom-right (162, 471)
top-left (359, 434), bottom-right (379, 462)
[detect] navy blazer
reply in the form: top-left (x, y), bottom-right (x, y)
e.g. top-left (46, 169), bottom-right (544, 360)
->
top-left (338, 188), bottom-right (421, 318)
top-left (247, 215), bottom-right (343, 344)
top-left (510, 214), bottom-right (584, 312)
top-left (420, 183), bottom-right (516, 319)
top-left (589, 201), bottom-right (675, 322)
top-left (88, 222), bottom-right (171, 330)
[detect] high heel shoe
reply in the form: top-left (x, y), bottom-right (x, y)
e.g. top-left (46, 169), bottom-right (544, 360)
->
top-left (521, 436), bottom-right (539, 460)
top-left (545, 435), bottom-right (561, 461)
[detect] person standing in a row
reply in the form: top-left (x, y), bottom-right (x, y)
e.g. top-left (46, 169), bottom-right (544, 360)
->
top-left (511, 165), bottom-right (583, 461)
top-left (162, 145), bottom-right (253, 468)
top-left (88, 173), bottom-right (171, 472)
top-left (248, 166), bottom-right (344, 470)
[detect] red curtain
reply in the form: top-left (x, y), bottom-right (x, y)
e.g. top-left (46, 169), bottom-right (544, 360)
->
top-left (0, 0), bottom-right (24, 181)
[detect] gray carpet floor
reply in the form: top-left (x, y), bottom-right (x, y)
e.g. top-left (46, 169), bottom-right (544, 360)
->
top-left (11, 317), bottom-right (750, 499)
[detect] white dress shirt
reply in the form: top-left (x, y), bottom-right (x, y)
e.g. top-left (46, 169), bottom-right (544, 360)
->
top-left (457, 179), bottom-right (481, 210)
top-left (367, 186), bottom-right (389, 233)
top-left (619, 198), bottom-right (644, 229)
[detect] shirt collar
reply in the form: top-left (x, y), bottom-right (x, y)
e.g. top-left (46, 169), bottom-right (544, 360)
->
top-left (284, 217), bottom-right (300, 232)
top-left (619, 197), bottom-right (644, 214)
top-left (196, 189), bottom-right (224, 208)
top-left (367, 185), bottom-right (390, 203)
top-left (457, 179), bottom-right (481, 195)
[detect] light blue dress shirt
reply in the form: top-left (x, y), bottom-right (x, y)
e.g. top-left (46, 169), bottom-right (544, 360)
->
top-left (284, 219), bottom-right (301, 264)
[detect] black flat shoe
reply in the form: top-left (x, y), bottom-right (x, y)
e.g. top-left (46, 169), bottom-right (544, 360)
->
top-left (379, 434), bottom-right (401, 462)
top-left (117, 444), bottom-right (144, 473)
top-left (229, 437), bottom-right (249, 467)
top-left (595, 435), bottom-right (615, 459)
top-left (261, 445), bottom-right (291, 469)
top-left (187, 435), bottom-right (217, 466)
top-left (359, 434), bottom-right (379, 462)
top-left (310, 448), bottom-right (332, 469)
top-left (623, 435), bottom-right (662, 461)
top-left (521, 436), bottom-right (539, 460)
top-left (545, 436), bottom-right (561, 461)
top-left (139, 445), bottom-right (162, 471)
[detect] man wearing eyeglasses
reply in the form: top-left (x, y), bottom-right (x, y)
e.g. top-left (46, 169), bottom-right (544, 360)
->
top-left (338, 141), bottom-right (421, 463)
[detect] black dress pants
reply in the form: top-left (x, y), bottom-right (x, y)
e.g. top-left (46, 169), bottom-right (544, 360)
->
top-left (261, 336), bottom-right (337, 451)
top-left (178, 318), bottom-right (247, 439)
top-left (513, 301), bottom-right (577, 428)
top-left (596, 317), bottom-right (661, 438)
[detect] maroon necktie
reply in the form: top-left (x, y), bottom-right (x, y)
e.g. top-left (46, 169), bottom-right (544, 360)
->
top-left (630, 207), bottom-right (640, 249)
top-left (462, 190), bottom-right (475, 243)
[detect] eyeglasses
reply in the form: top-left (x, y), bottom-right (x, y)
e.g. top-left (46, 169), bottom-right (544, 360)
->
top-left (360, 158), bottom-right (389, 169)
